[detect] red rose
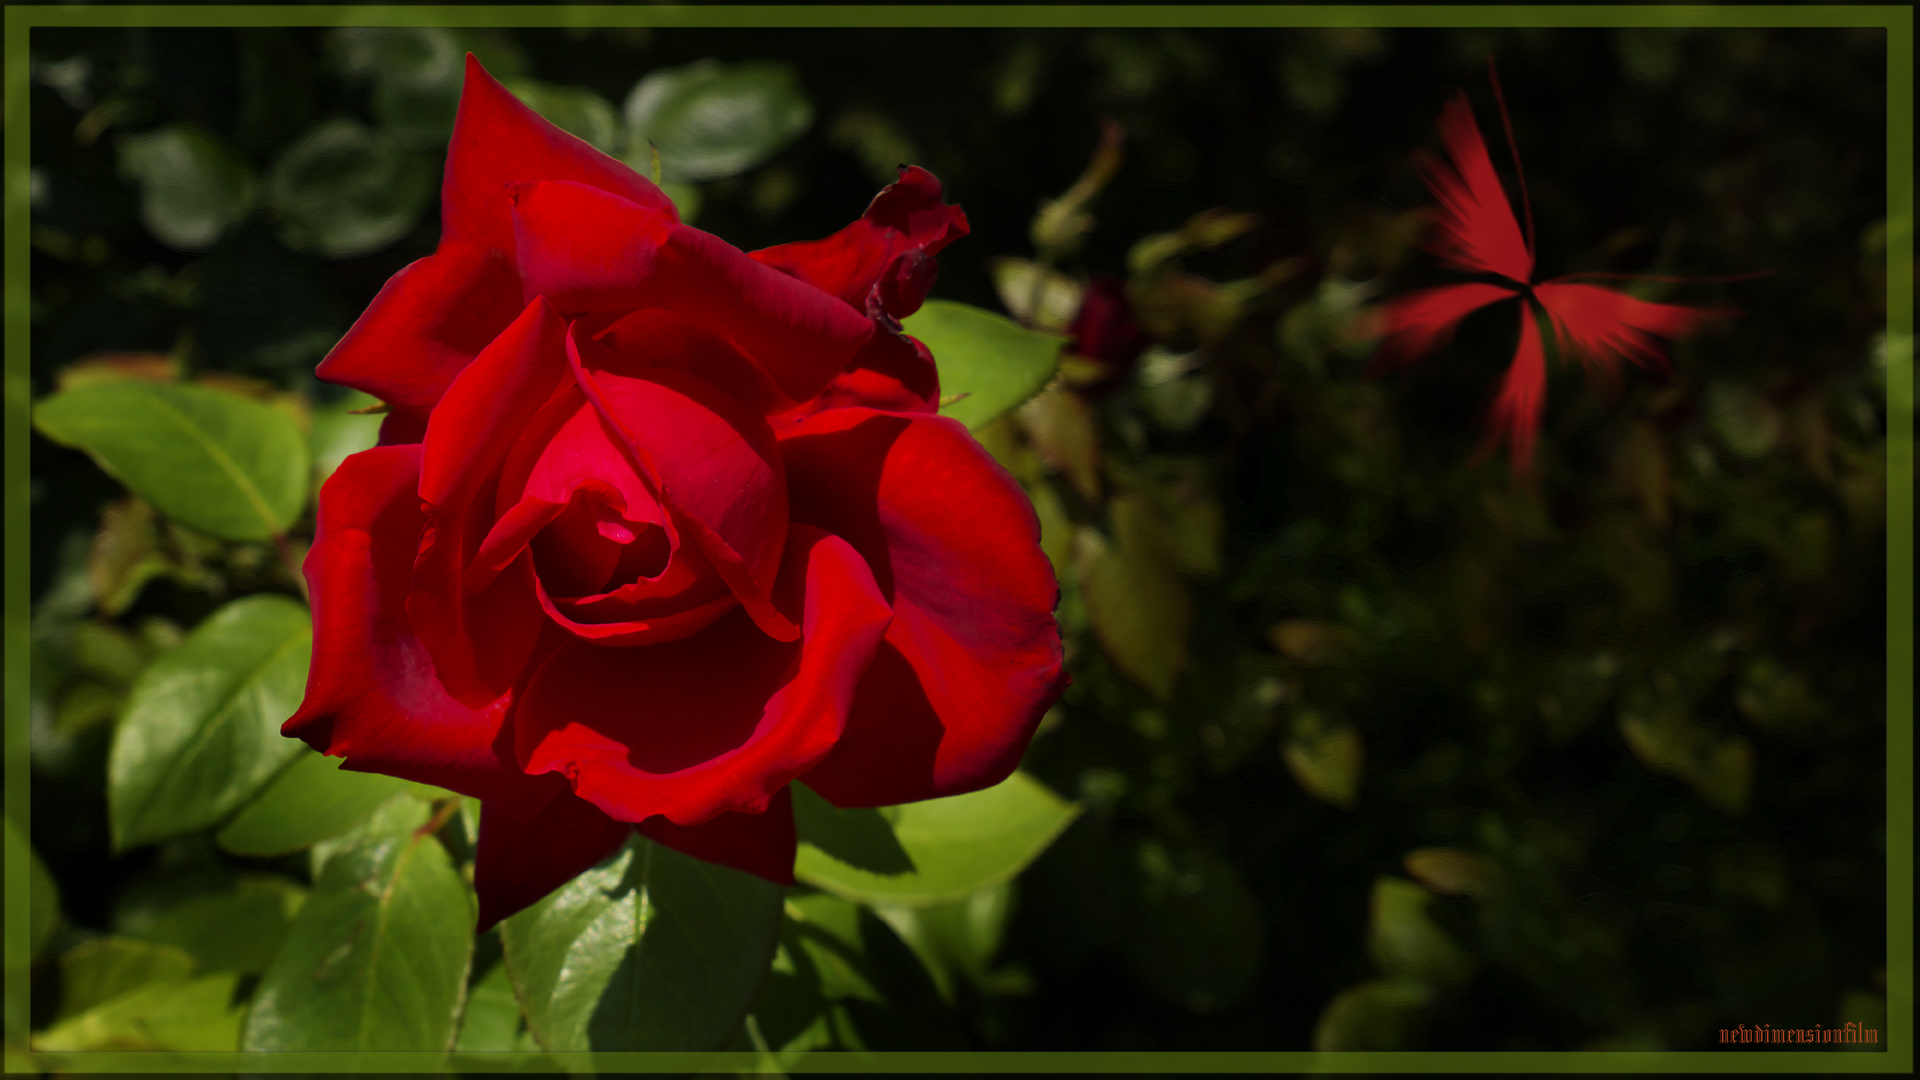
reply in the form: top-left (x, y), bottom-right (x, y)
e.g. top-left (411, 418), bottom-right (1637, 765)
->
top-left (285, 57), bottom-right (1067, 929)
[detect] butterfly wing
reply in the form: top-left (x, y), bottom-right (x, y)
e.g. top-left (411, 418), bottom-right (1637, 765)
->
top-left (1415, 91), bottom-right (1535, 284)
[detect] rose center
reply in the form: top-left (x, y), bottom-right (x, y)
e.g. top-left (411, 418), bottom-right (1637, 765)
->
top-left (530, 487), bottom-right (671, 599)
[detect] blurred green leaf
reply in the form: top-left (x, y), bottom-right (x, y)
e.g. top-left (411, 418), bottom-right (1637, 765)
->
top-left (87, 497), bottom-right (172, 617)
top-left (34, 381), bottom-right (311, 541)
top-left (905, 300), bottom-right (1067, 431)
top-left (108, 595), bottom-right (311, 850)
top-left (217, 750), bottom-right (418, 858)
top-left (870, 883), bottom-right (1031, 1003)
top-left (782, 893), bottom-right (883, 1005)
top-left (506, 79), bottom-right (620, 153)
top-left (36, 945), bottom-right (244, 1053)
top-left (113, 872), bottom-right (305, 975)
top-left (266, 118), bottom-right (435, 259)
top-left (1282, 708), bottom-right (1363, 811)
top-left (307, 791), bottom-right (437, 880)
top-left (116, 123), bottom-right (255, 252)
top-left (309, 390), bottom-right (385, 491)
top-left (1075, 497), bottom-right (1190, 702)
top-left (242, 832), bottom-right (473, 1051)
top-left (1367, 876), bottom-right (1476, 988)
top-left (623, 60), bottom-right (813, 181)
top-left (990, 258), bottom-right (1084, 332)
top-left (1122, 840), bottom-right (1266, 1015)
top-left (501, 834), bottom-right (783, 1052)
top-left (51, 938), bottom-right (195, 1021)
top-left (795, 771), bottom-right (1079, 907)
top-left (3, 817), bottom-right (61, 964)
top-left (1312, 978), bottom-right (1433, 1051)
top-left (1018, 385), bottom-right (1101, 503)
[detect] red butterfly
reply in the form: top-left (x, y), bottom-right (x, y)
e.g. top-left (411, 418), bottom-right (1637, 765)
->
top-left (1370, 60), bottom-right (1742, 475)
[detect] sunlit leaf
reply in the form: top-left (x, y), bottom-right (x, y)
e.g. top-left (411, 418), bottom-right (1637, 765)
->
top-left (34, 381), bottom-right (310, 541)
top-left (500, 834), bottom-right (783, 1051)
top-left (1075, 498), bottom-right (1190, 703)
top-left (243, 832), bottom-right (473, 1051)
top-left (906, 300), bottom-right (1067, 431)
top-left (217, 750), bottom-right (418, 858)
top-left (1367, 876), bottom-right (1476, 988)
top-left (795, 771), bottom-right (1079, 907)
top-left (107, 596), bottom-right (310, 850)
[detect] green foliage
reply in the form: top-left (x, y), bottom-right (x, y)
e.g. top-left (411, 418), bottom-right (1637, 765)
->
top-left (33, 380), bottom-right (310, 541)
top-left (107, 595), bottom-right (311, 850)
top-left (794, 772), bottom-right (1081, 906)
top-left (499, 835), bottom-right (785, 1052)
top-left (242, 831), bottom-right (473, 1051)
top-left (907, 299), bottom-right (1068, 430)
top-left (623, 60), bottom-right (813, 181)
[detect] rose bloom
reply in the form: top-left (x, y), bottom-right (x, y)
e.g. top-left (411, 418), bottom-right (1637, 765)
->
top-left (286, 58), bottom-right (1067, 928)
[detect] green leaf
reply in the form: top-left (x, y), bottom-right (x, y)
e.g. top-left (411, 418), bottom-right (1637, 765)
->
top-left (116, 123), bottom-right (256, 252)
top-left (36, 969), bottom-right (246, 1052)
top-left (500, 834), bottom-right (784, 1051)
top-left (623, 60), bottom-right (813, 181)
top-left (454, 954), bottom-right (527, 1053)
top-left (869, 882), bottom-right (1030, 1002)
top-left (113, 873), bottom-right (306, 975)
top-left (218, 750), bottom-right (418, 858)
top-left (242, 832), bottom-right (474, 1051)
top-left (791, 781), bottom-right (914, 876)
top-left (1312, 978), bottom-right (1434, 1051)
top-left (266, 118), bottom-right (435, 260)
top-left (310, 390), bottom-right (385, 491)
top-left (53, 938), bottom-right (196, 1021)
top-left (505, 79), bottom-right (621, 153)
top-left (794, 771), bottom-right (1080, 907)
top-left (904, 300), bottom-right (1067, 430)
top-left (308, 791), bottom-right (435, 879)
top-left (108, 595), bottom-right (312, 850)
top-left (1367, 876), bottom-right (1476, 989)
top-left (3, 816), bottom-right (61, 962)
top-left (1075, 498), bottom-right (1191, 703)
top-left (34, 381), bottom-right (311, 541)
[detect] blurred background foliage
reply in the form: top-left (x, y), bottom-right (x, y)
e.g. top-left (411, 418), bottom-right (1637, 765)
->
top-left (21, 23), bottom-right (1889, 1054)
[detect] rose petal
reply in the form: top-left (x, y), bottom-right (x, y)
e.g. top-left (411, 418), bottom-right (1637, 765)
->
top-left (442, 55), bottom-right (675, 260)
top-left (772, 329), bottom-right (940, 431)
top-left (511, 180), bottom-right (874, 406)
top-left (750, 165), bottom-right (968, 319)
top-left (565, 329), bottom-right (798, 643)
top-left (315, 246), bottom-right (524, 419)
top-left (473, 791), bottom-right (633, 931)
top-left (637, 785), bottom-right (797, 886)
top-left (1365, 282), bottom-right (1518, 373)
top-left (284, 444), bottom-right (562, 820)
top-left (779, 410), bottom-right (1067, 807)
top-left (513, 525), bottom-right (891, 827)
top-left (410, 298), bottom-right (571, 706)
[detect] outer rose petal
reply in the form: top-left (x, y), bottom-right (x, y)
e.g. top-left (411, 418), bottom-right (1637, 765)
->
top-left (780, 410), bottom-right (1067, 808)
top-left (1416, 90), bottom-right (1534, 283)
top-left (410, 298), bottom-right (571, 707)
top-left (1482, 303), bottom-right (1550, 475)
top-left (513, 526), bottom-right (892, 827)
top-left (1366, 282), bottom-right (1518, 373)
top-left (509, 180), bottom-right (874, 407)
top-left (315, 245), bottom-right (524, 421)
top-left (284, 444), bottom-right (561, 820)
top-left (771, 329), bottom-right (941, 431)
top-left (751, 165), bottom-right (969, 318)
top-left (474, 792), bottom-right (633, 932)
top-left (441, 54), bottom-right (676, 259)
top-left (1534, 281), bottom-right (1731, 380)
top-left (638, 785), bottom-right (797, 886)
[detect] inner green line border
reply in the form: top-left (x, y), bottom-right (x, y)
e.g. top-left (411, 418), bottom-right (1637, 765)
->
top-left (3, 5), bottom-right (1909, 1075)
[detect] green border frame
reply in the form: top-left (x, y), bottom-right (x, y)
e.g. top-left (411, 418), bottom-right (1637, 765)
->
top-left (3, 5), bottom-right (1909, 1075)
